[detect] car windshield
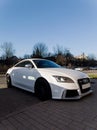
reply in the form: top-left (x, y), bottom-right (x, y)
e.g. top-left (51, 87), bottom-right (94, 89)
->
top-left (33, 60), bottom-right (61, 68)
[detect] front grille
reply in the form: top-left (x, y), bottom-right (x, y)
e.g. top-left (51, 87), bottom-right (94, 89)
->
top-left (66, 90), bottom-right (79, 97)
top-left (78, 78), bottom-right (90, 93)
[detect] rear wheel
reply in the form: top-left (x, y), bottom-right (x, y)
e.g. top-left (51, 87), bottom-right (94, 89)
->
top-left (35, 78), bottom-right (52, 100)
top-left (6, 75), bottom-right (12, 88)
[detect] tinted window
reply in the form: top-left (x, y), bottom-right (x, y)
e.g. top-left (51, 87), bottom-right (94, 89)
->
top-left (15, 61), bottom-right (33, 68)
top-left (33, 60), bottom-right (61, 68)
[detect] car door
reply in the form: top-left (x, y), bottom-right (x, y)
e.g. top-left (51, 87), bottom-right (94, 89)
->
top-left (13, 61), bottom-right (36, 92)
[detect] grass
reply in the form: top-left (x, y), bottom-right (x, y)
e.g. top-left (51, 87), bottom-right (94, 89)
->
top-left (88, 73), bottom-right (97, 79)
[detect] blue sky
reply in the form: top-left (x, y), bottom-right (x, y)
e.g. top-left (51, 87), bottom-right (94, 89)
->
top-left (0, 0), bottom-right (97, 58)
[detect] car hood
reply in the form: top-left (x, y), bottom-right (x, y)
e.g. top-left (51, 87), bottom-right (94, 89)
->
top-left (38, 68), bottom-right (88, 80)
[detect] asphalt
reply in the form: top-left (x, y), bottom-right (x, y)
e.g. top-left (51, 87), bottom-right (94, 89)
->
top-left (0, 79), bottom-right (97, 130)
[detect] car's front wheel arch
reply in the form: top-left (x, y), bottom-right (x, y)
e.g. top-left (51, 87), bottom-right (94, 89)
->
top-left (35, 77), bottom-right (52, 100)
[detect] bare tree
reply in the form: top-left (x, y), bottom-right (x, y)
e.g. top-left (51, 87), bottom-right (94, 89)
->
top-left (32, 43), bottom-right (48, 58)
top-left (64, 49), bottom-right (74, 66)
top-left (88, 54), bottom-right (96, 60)
top-left (53, 45), bottom-right (64, 55)
top-left (24, 54), bottom-right (31, 59)
top-left (1, 42), bottom-right (15, 59)
top-left (56, 54), bottom-right (65, 66)
top-left (53, 45), bottom-right (74, 66)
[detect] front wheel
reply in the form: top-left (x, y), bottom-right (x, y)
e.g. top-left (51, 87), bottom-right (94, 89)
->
top-left (35, 79), bottom-right (52, 101)
top-left (6, 75), bottom-right (12, 88)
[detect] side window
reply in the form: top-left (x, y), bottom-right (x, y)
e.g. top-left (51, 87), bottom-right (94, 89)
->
top-left (15, 61), bottom-right (34, 68)
top-left (24, 61), bottom-right (34, 68)
top-left (15, 62), bottom-right (25, 67)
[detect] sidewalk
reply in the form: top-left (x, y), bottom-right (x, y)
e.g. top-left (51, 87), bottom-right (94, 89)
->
top-left (0, 79), bottom-right (97, 130)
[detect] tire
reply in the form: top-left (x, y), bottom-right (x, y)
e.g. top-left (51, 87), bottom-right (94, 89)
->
top-left (35, 78), bottom-right (52, 101)
top-left (6, 75), bottom-right (12, 88)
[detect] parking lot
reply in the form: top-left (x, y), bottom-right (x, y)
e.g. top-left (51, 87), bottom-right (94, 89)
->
top-left (0, 75), bottom-right (97, 130)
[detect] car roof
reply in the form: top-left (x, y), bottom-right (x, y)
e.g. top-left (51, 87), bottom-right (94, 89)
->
top-left (14, 58), bottom-right (47, 66)
top-left (23, 58), bottom-right (46, 61)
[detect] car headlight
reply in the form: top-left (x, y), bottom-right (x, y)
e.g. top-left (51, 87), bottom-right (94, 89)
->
top-left (53, 76), bottom-right (74, 83)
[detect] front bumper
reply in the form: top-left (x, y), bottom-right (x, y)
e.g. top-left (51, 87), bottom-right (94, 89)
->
top-left (62, 88), bottom-right (93, 100)
top-left (61, 78), bottom-right (93, 100)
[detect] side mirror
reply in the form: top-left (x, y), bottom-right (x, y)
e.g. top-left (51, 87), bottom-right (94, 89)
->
top-left (25, 64), bottom-right (32, 68)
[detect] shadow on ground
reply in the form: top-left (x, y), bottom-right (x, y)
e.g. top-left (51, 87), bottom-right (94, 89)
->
top-left (0, 87), bottom-right (41, 122)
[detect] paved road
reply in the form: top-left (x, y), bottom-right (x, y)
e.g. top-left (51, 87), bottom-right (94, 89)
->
top-left (0, 75), bottom-right (41, 122)
top-left (0, 76), bottom-right (97, 130)
top-left (0, 88), bottom-right (41, 122)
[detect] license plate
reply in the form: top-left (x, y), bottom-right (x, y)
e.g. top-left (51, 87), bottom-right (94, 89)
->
top-left (82, 83), bottom-right (90, 89)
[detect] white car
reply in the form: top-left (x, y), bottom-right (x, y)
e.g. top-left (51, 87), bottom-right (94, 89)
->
top-left (6, 58), bottom-right (92, 100)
